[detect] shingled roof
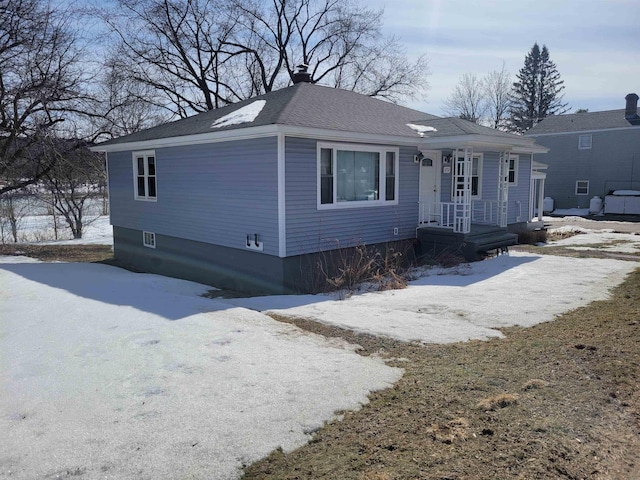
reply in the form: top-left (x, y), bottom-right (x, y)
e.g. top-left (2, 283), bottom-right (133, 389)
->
top-left (98, 82), bottom-right (440, 146)
top-left (527, 108), bottom-right (640, 135)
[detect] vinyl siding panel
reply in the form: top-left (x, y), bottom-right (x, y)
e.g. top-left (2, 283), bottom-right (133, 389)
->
top-left (529, 129), bottom-right (640, 209)
top-left (285, 137), bottom-right (420, 256)
top-left (108, 137), bottom-right (279, 256)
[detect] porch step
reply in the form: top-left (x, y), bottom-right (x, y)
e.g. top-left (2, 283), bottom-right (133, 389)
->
top-left (417, 225), bottom-right (518, 261)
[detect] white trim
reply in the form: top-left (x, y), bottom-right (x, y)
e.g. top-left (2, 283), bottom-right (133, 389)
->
top-left (91, 123), bottom-right (548, 154)
top-left (575, 180), bottom-right (590, 195)
top-left (104, 152), bottom-right (112, 221)
top-left (451, 152), bottom-right (483, 200)
top-left (142, 231), bottom-right (156, 248)
top-left (277, 133), bottom-right (286, 258)
top-left (316, 141), bottom-right (399, 210)
top-left (132, 150), bottom-right (157, 202)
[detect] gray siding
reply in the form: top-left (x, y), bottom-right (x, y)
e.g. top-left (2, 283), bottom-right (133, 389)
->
top-left (108, 138), bottom-right (280, 256)
top-left (285, 137), bottom-right (420, 256)
top-left (113, 226), bottom-right (289, 294)
top-left (530, 129), bottom-right (640, 209)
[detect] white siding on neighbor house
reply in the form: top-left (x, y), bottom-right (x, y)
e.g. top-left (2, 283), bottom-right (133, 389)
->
top-left (108, 137), bottom-right (280, 256)
top-left (284, 137), bottom-right (420, 256)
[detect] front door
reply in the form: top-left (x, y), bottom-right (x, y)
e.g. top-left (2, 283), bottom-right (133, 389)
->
top-left (418, 150), bottom-right (441, 223)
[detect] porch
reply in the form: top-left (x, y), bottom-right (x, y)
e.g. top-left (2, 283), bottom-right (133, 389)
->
top-left (416, 222), bottom-right (518, 261)
top-left (415, 147), bottom-right (517, 260)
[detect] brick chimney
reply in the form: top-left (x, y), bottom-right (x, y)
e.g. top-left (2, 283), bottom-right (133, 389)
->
top-left (625, 93), bottom-right (640, 125)
top-left (292, 64), bottom-right (312, 84)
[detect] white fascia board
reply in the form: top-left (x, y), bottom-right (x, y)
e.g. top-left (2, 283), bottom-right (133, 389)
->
top-left (90, 124), bottom-right (428, 153)
top-left (90, 125), bottom-right (282, 153)
top-left (277, 125), bottom-right (426, 146)
top-left (526, 125), bottom-right (640, 137)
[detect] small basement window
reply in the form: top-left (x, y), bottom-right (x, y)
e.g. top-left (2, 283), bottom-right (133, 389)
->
top-left (575, 180), bottom-right (589, 195)
top-left (578, 134), bottom-right (592, 150)
top-left (143, 231), bottom-right (156, 248)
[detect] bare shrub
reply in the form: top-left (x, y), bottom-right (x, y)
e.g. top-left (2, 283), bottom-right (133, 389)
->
top-left (516, 229), bottom-right (548, 245)
top-left (301, 240), bottom-right (417, 295)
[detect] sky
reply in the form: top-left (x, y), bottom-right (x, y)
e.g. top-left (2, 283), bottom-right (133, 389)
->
top-left (367, 0), bottom-right (640, 116)
top-left (2, 215), bottom-right (638, 478)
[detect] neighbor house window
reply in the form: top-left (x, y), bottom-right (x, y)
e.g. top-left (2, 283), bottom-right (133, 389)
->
top-left (143, 231), bottom-right (156, 248)
top-left (133, 151), bottom-right (157, 201)
top-left (317, 143), bottom-right (399, 208)
top-left (508, 155), bottom-right (519, 186)
top-left (575, 180), bottom-right (589, 195)
top-left (578, 134), bottom-right (592, 150)
top-left (452, 154), bottom-right (483, 199)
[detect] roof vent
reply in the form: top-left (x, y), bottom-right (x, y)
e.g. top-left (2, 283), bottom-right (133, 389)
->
top-left (292, 64), bottom-right (312, 84)
top-left (625, 93), bottom-right (640, 125)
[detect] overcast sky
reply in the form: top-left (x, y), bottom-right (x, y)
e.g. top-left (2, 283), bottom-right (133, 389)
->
top-left (369, 0), bottom-right (639, 116)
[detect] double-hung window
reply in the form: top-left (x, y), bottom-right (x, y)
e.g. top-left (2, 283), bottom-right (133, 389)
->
top-left (452, 154), bottom-right (483, 199)
top-left (318, 143), bottom-right (399, 208)
top-left (575, 180), bottom-right (589, 195)
top-left (508, 155), bottom-right (519, 186)
top-left (133, 151), bottom-right (157, 201)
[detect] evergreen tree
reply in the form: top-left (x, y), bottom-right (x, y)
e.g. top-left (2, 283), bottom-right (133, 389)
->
top-left (508, 43), bottom-right (568, 133)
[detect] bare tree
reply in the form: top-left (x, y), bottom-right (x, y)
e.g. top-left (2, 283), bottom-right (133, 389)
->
top-left (483, 64), bottom-right (512, 130)
top-left (95, 0), bottom-right (429, 117)
top-left (89, 57), bottom-right (171, 140)
top-left (443, 73), bottom-right (486, 123)
top-left (0, 0), bottom-right (90, 196)
top-left (0, 192), bottom-right (32, 243)
top-left (37, 140), bottom-right (106, 239)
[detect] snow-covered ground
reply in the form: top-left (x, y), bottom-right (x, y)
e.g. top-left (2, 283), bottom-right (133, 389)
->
top-left (1, 259), bottom-right (401, 480)
top-left (1, 216), bottom-right (639, 479)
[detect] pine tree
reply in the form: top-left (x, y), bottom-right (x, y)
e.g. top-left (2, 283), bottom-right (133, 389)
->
top-left (509, 43), bottom-right (568, 133)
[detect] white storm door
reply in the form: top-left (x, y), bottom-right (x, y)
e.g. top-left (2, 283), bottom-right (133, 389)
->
top-left (418, 151), bottom-right (441, 223)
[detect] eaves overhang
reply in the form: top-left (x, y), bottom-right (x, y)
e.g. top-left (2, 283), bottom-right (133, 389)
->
top-left (90, 124), bottom-right (430, 153)
top-left (418, 134), bottom-right (549, 154)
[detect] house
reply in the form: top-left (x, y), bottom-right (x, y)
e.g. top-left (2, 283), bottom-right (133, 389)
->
top-left (93, 74), bottom-right (549, 294)
top-left (526, 93), bottom-right (640, 212)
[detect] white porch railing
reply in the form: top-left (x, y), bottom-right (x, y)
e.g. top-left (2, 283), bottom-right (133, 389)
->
top-left (471, 200), bottom-right (499, 225)
top-left (420, 200), bottom-right (502, 231)
top-left (419, 201), bottom-right (457, 228)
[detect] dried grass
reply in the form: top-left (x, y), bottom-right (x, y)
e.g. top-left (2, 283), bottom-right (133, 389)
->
top-left (477, 393), bottom-right (520, 411)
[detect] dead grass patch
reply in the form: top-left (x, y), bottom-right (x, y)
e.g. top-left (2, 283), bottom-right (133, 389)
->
top-left (477, 393), bottom-right (519, 411)
top-left (244, 268), bottom-right (640, 480)
top-left (0, 243), bottom-right (113, 263)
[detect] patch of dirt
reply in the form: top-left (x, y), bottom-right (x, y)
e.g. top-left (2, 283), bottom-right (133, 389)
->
top-left (0, 244), bottom-right (113, 263)
top-left (244, 269), bottom-right (640, 480)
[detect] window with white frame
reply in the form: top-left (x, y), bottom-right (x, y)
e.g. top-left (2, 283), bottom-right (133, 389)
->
top-left (451, 154), bottom-right (483, 198)
top-left (578, 134), bottom-right (592, 150)
top-left (575, 180), bottom-right (589, 195)
top-left (508, 155), bottom-right (519, 186)
top-left (318, 143), bottom-right (399, 208)
top-left (143, 231), bottom-right (156, 248)
top-left (133, 151), bottom-right (157, 200)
